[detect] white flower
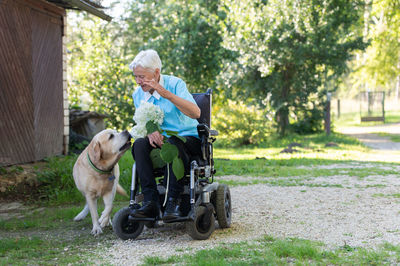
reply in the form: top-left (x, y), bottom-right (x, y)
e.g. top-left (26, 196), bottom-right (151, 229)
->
top-left (130, 101), bottom-right (164, 139)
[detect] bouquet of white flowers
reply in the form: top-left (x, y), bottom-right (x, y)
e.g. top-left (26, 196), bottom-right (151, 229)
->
top-left (130, 101), bottom-right (164, 139)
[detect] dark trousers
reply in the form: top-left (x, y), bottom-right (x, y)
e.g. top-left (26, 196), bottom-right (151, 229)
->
top-left (132, 136), bottom-right (201, 202)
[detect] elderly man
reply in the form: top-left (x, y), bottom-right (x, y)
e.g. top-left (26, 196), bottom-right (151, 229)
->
top-left (129, 49), bottom-right (201, 220)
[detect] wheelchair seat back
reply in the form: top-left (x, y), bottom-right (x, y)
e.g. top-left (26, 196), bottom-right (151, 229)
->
top-left (192, 88), bottom-right (212, 128)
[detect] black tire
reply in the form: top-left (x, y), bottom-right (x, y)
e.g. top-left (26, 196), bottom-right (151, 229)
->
top-left (186, 206), bottom-right (215, 240)
top-left (112, 207), bottom-right (144, 240)
top-left (215, 184), bottom-right (232, 228)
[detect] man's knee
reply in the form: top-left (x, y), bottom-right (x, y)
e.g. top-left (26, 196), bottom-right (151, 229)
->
top-left (132, 137), bottom-right (150, 158)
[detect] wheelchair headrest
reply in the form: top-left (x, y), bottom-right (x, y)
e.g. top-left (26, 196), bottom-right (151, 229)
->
top-left (192, 89), bottom-right (212, 127)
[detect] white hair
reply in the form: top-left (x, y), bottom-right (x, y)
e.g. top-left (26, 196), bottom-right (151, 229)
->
top-left (129, 49), bottom-right (162, 72)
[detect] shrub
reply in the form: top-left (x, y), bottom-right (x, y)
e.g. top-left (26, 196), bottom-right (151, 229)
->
top-left (213, 100), bottom-right (272, 147)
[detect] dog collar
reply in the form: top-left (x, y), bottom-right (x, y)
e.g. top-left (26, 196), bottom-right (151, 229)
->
top-left (87, 152), bottom-right (113, 175)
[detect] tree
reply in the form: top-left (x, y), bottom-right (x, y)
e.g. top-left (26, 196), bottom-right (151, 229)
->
top-left (349, 0), bottom-right (400, 98)
top-left (221, 0), bottom-right (367, 135)
top-left (123, 0), bottom-right (231, 92)
top-left (67, 13), bottom-right (135, 131)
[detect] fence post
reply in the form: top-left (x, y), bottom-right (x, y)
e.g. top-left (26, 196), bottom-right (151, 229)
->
top-left (325, 93), bottom-right (331, 136)
top-left (337, 99), bottom-right (340, 118)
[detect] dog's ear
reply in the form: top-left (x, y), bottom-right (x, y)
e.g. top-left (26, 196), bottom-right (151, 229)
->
top-left (91, 141), bottom-right (102, 162)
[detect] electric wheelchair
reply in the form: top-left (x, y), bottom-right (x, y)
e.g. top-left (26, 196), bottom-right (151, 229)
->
top-left (112, 89), bottom-right (232, 240)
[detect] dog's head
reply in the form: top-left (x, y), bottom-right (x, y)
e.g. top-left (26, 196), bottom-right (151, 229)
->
top-left (88, 129), bottom-right (131, 171)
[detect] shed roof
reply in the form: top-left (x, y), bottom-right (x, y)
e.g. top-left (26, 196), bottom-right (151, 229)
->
top-left (46, 0), bottom-right (112, 21)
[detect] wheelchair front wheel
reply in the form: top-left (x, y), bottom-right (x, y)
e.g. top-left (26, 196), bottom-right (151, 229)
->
top-left (215, 184), bottom-right (232, 228)
top-left (186, 205), bottom-right (215, 240)
top-left (112, 207), bottom-right (144, 240)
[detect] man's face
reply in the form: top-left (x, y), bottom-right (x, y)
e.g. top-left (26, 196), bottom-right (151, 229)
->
top-left (133, 66), bottom-right (160, 92)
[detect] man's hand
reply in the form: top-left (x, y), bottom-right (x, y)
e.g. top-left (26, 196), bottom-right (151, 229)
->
top-left (147, 131), bottom-right (164, 148)
top-left (142, 78), bottom-right (171, 99)
top-left (142, 78), bottom-right (201, 119)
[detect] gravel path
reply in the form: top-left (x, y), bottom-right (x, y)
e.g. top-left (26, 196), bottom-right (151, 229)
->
top-left (100, 125), bottom-right (400, 265)
top-left (102, 170), bottom-right (400, 265)
top-left (339, 122), bottom-right (400, 150)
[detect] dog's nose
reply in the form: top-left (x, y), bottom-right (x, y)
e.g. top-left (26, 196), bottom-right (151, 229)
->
top-left (123, 130), bottom-right (132, 139)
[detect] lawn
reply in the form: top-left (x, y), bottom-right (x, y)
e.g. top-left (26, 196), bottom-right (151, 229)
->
top-left (333, 110), bottom-right (400, 128)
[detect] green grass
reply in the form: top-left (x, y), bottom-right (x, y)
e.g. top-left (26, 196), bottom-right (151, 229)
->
top-left (212, 132), bottom-right (400, 186)
top-left (376, 132), bottom-right (400, 142)
top-left (334, 110), bottom-right (400, 128)
top-left (0, 201), bottom-right (129, 232)
top-left (0, 236), bottom-right (93, 265)
top-left (373, 193), bottom-right (400, 199)
top-left (0, 206), bottom-right (84, 231)
top-left (0, 203), bottom-right (125, 264)
top-left (143, 235), bottom-right (400, 265)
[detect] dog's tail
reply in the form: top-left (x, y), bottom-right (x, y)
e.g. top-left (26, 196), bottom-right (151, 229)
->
top-left (116, 184), bottom-right (128, 197)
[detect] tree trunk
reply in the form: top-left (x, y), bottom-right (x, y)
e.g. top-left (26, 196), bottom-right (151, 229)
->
top-left (276, 107), bottom-right (289, 136)
top-left (276, 69), bottom-right (291, 136)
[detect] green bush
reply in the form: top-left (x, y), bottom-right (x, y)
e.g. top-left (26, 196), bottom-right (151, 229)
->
top-left (213, 100), bottom-right (272, 147)
top-left (35, 155), bottom-right (82, 205)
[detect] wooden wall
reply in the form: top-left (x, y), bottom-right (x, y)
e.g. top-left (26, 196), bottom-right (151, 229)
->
top-left (0, 0), bottom-right (65, 166)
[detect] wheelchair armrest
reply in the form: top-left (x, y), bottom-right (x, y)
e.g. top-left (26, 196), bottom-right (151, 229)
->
top-left (210, 129), bottom-right (218, 136)
top-left (197, 124), bottom-right (217, 161)
top-left (197, 124), bottom-right (218, 138)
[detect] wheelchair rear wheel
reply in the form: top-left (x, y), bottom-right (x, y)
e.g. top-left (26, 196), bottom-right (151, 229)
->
top-left (215, 184), bottom-right (232, 228)
top-left (112, 207), bottom-right (144, 240)
top-left (186, 205), bottom-right (215, 240)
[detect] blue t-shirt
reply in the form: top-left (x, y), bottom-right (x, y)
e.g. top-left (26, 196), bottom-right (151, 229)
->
top-left (132, 75), bottom-right (199, 138)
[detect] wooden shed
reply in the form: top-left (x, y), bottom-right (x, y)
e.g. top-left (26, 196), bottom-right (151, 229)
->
top-left (0, 0), bottom-right (111, 166)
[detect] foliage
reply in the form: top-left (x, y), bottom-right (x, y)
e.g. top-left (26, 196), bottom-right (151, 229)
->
top-left (35, 155), bottom-right (82, 205)
top-left (213, 100), bottom-right (273, 147)
top-left (348, 0), bottom-right (400, 94)
top-left (123, 0), bottom-right (232, 92)
top-left (146, 121), bottom-right (187, 180)
top-left (220, 0), bottom-right (367, 135)
top-left (65, 0), bottom-right (400, 139)
top-left (67, 13), bottom-right (135, 131)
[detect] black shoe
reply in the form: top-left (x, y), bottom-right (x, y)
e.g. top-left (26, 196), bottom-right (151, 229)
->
top-left (163, 198), bottom-right (181, 221)
top-left (130, 201), bottom-right (159, 218)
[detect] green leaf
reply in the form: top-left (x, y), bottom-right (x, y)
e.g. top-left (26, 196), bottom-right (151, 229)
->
top-left (172, 156), bottom-right (185, 180)
top-left (160, 143), bottom-right (178, 163)
top-left (150, 149), bottom-right (166, 169)
top-left (165, 130), bottom-right (187, 143)
top-left (165, 130), bottom-right (179, 136)
top-left (146, 121), bottom-right (160, 134)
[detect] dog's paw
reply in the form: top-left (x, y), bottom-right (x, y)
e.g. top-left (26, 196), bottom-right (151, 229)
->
top-left (99, 215), bottom-right (111, 228)
top-left (91, 225), bottom-right (103, 236)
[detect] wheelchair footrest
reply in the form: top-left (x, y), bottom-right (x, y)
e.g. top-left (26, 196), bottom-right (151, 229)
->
top-left (129, 215), bottom-right (194, 223)
top-left (162, 215), bottom-right (193, 223)
top-left (129, 216), bottom-right (157, 222)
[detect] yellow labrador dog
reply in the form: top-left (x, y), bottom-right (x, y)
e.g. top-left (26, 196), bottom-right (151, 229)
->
top-left (73, 129), bottom-right (131, 235)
